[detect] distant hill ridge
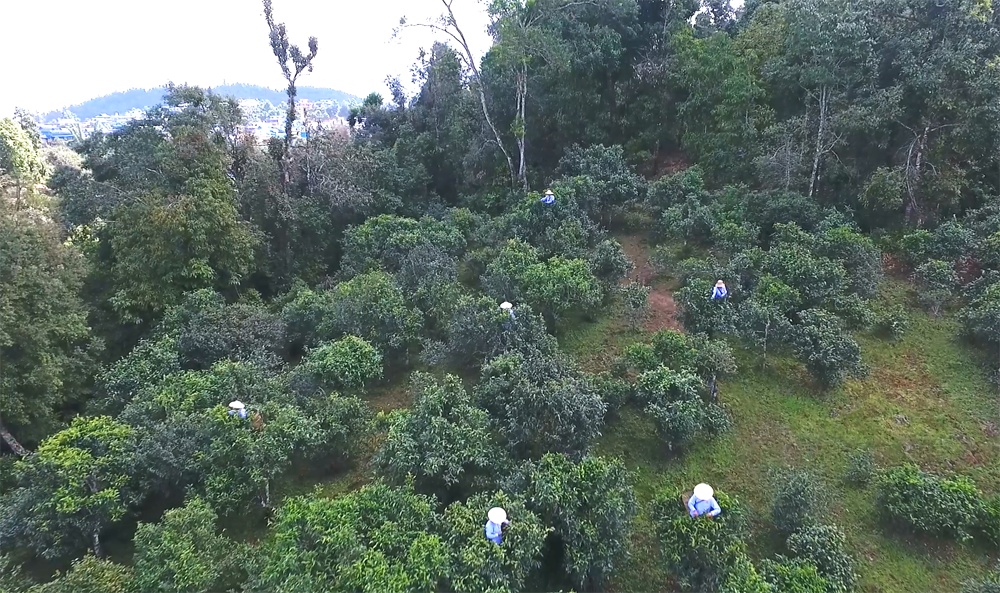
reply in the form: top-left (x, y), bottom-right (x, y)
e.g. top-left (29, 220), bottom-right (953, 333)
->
top-left (43, 84), bottom-right (360, 121)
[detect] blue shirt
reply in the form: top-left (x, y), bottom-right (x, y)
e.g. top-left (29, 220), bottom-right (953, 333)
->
top-left (711, 285), bottom-right (728, 300)
top-left (485, 520), bottom-right (504, 544)
top-left (228, 408), bottom-right (248, 419)
top-left (688, 495), bottom-right (721, 517)
top-left (541, 194), bottom-right (555, 204)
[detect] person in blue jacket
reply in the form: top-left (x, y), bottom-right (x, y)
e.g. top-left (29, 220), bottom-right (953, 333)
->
top-left (710, 280), bottom-right (728, 300)
top-left (540, 189), bottom-right (555, 204)
top-left (485, 507), bottom-right (509, 544)
top-left (228, 401), bottom-right (248, 419)
top-left (688, 483), bottom-right (722, 518)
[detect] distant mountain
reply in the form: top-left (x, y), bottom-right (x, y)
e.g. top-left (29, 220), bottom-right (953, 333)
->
top-left (42, 84), bottom-right (360, 121)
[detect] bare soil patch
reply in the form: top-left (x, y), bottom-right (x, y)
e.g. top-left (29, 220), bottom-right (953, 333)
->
top-left (617, 234), bottom-right (682, 333)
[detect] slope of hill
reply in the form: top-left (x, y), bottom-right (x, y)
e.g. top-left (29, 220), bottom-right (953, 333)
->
top-left (42, 84), bottom-right (360, 121)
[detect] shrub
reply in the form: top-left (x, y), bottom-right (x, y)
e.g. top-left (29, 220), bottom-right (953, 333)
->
top-left (652, 489), bottom-right (750, 592)
top-left (480, 239), bottom-right (539, 302)
top-left (651, 329), bottom-right (698, 370)
top-left (373, 373), bottom-right (504, 500)
top-left (875, 464), bottom-right (983, 541)
top-left (424, 296), bottom-right (558, 369)
top-left (759, 557), bottom-right (829, 593)
top-left (771, 468), bottom-right (828, 535)
top-left (913, 260), bottom-right (957, 316)
top-left (133, 497), bottom-right (246, 593)
top-left (26, 555), bottom-right (135, 593)
top-left (251, 485), bottom-right (548, 593)
top-left (589, 372), bottom-right (633, 412)
top-left (634, 365), bottom-right (703, 406)
top-left (620, 281), bottom-right (650, 330)
top-left (509, 454), bottom-right (638, 590)
top-left (960, 283), bottom-right (1000, 375)
top-left (623, 342), bottom-right (660, 373)
top-left (871, 304), bottom-right (909, 342)
top-left (688, 333), bottom-right (739, 383)
top-left (714, 220), bottom-right (761, 254)
top-left (815, 225), bottom-right (883, 300)
top-left (647, 165), bottom-right (705, 212)
top-left (646, 399), bottom-right (731, 452)
top-left (397, 243), bottom-right (463, 326)
top-left (476, 351), bottom-right (606, 460)
top-left (588, 239), bottom-right (634, 292)
top-left (787, 309), bottom-right (865, 388)
top-left (287, 271), bottom-right (421, 354)
top-left (96, 335), bottom-right (181, 415)
top-left (162, 290), bottom-right (286, 371)
top-left (720, 553), bottom-right (770, 593)
top-left (556, 143), bottom-right (647, 217)
top-left (297, 336), bottom-right (383, 393)
top-left (521, 256), bottom-right (604, 325)
top-left (844, 449), bottom-right (875, 486)
top-left (976, 495), bottom-right (1000, 547)
top-left (676, 278), bottom-right (738, 336)
top-left (339, 214), bottom-right (465, 277)
top-left (786, 524), bottom-right (857, 593)
top-left (1, 553), bottom-right (29, 592)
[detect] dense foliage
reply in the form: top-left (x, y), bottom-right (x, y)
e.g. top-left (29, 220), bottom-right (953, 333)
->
top-left (3, 0), bottom-right (1000, 589)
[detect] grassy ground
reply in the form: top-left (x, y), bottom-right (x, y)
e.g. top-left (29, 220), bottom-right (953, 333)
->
top-left (563, 265), bottom-right (1000, 592)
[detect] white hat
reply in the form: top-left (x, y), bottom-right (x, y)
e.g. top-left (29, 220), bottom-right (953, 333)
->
top-left (488, 507), bottom-right (507, 524)
top-left (694, 483), bottom-right (714, 500)
top-left (715, 280), bottom-right (726, 287)
top-left (229, 400), bottom-right (245, 410)
top-left (500, 302), bottom-right (513, 310)
top-left (544, 189), bottom-right (554, 196)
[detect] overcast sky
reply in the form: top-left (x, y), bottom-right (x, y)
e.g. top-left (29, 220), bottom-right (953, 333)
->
top-left (0, 0), bottom-right (493, 116)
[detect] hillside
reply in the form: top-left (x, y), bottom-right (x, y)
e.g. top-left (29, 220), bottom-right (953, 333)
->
top-left (41, 83), bottom-right (359, 120)
top-left (3, 0), bottom-right (1000, 592)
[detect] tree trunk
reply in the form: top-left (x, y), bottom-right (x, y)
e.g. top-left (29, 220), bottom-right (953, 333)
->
top-left (91, 530), bottom-right (103, 557)
top-left (808, 86), bottom-right (828, 199)
top-left (708, 373), bottom-right (719, 404)
top-left (283, 91), bottom-right (295, 188)
top-left (0, 416), bottom-right (29, 456)
top-left (436, 0), bottom-right (518, 188)
top-left (663, 0), bottom-right (676, 40)
top-left (516, 62), bottom-right (529, 191)
top-left (904, 126), bottom-right (929, 226)
top-left (762, 320), bottom-right (770, 367)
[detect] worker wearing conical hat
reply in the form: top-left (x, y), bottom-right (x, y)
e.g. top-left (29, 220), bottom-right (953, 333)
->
top-left (710, 280), bottom-right (728, 300)
top-left (485, 507), bottom-right (509, 544)
top-left (688, 483), bottom-right (721, 518)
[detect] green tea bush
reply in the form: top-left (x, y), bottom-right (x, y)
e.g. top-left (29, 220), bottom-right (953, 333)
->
top-left (870, 304), bottom-right (909, 342)
top-left (844, 449), bottom-right (875, 486)
top-left (786, 524), bottom-right (857, 593)
top-left (652, 489), bottom-right (749, 592)
top-left (759, 557), bottom-right (829, 593)
top-left (771, 468), bottom-right (828, 535)
top-left (875, 464), bottom-right (983, 541)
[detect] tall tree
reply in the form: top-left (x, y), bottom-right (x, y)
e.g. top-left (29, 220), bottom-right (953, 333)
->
top-left (262, 0), bottom-right (318, 186)
top-left (399, 0), bottom-right (519, 188)
top-left (0, 210), bottom-right (98, 454)
top-left (0, 118), bottom-right (46, 209)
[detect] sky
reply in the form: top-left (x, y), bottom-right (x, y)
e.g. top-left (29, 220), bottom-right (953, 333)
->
top-left (0, 0), bottom-right (494, 116)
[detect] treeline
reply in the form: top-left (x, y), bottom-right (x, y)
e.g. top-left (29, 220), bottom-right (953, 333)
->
top-left (41, 84), bottom-right (358, 121)
top-left (1, 0), bottom-right (999, 591)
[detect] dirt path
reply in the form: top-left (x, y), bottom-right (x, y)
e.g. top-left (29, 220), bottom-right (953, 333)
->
top-left (617, 234), bottom-right (682, 333)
